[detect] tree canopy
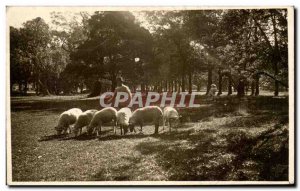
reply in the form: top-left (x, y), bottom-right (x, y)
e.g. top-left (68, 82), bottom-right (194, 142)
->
top-left (10, 9), bottom-right (289, 96)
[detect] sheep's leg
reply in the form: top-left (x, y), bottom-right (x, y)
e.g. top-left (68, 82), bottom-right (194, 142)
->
top-left (96, 124), bottom-right (102, 137)
top-left (89, 126), bottom-right (94, 135)
top-left (175, 119), bottom-right (179, 132)
top-left (132, 126), bottom-right (136, 133)
top-left (96, 126), bottom-right (99, 136)
top-left (113, 120), bottom-right (117, 135)
top-left (169, 120), bottom-right (172, 132)
top-left (69, 124), bottom-right (75, 134)
top-left (92, 126), bottom-right (96, 134)
top-left (140, 124), bottom-right (143, 132)
top-left (62, 126), bottom-right (67, 134)
top-left (163, 117), bottom-right (165, 131)
top-left (65, 126), bottom-right (71, 135)
top-left (96, 126), bottom-right (101, 137)
top-left (79, 127), bottom-right (82, 136)
top-left (120, 125), bottom-right (123, 135)
top-left (73, 128), bottom-right (78, 137)
top-left (154, 123), bottom-right (159, 134)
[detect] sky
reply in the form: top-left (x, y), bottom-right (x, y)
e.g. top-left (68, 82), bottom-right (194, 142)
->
top-left (7, 6), bottom-right (149, 29)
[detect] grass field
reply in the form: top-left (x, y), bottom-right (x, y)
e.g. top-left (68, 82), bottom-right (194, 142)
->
top-left (10, 94), bottom-right (289, 181)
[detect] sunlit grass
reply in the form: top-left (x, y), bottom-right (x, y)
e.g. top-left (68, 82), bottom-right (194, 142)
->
top-left (10, 95), bottom-right (289, 181)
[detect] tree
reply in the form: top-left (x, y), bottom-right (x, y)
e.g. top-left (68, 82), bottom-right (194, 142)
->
top-left (219, 9), bottom-right (288, 96)
top-left (69, 11), bottom-right (153, 95)
top-left (10, 27), bottom-right (32, 94)
top-left (184, 10), bottom-right (224, 94)
top-left (18, 17), bottom-right (53, 95)
top-left (145, 11), bottom-right (201, 93)
top-left (10, 17), bottom-right (73, 95)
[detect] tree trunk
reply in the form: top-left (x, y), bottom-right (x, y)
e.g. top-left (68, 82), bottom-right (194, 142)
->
top-left (145, 84), bottom-right (149, 94)
top-left (274, 63), bottom-right (279, 96)
top-left (237, 79), bottom-right (245, 97)
top-left (38, 79), bottom-right (50, 96)
top-left (88, 80), bottom-right (102, 97)
top-left (228, 74), bottom-right (232, 95)
top-left (197, 84), bottom-right (201, 92)
top-left (218, 69), bottom-right (222, 95)
top-left (165, 80), bottom-right (168, 92)
top-left (141, 84), bottom-right (145, 93)
top-left (159, 81), bottom-right (163, 93)
top-left (188, 71), bottom-right (192, 94)
top-left (251, 80), bottom-right (255, 96)
top-left (271, 11), bottom-right (280, 97)
top-left (35, 80), bottom-right (40, 95)
top-left (79, 82), bottom-right (84, 94)
top-left (23, 81), bottom-right (28, 95)
top-left (174, 80), bottom-right (177, 92)
top-left (153, 84), bottom-right (157, 92)
top-left (111, 75), bottom-right (116, 92)
top-left (206, 67), bottom-right (213, 95)
top-left (18, 82), bottom-right (22, 94)
top-left (181, 75), bottom-right (185, 92)
top-left (255, 75), bottom-right (260, 96)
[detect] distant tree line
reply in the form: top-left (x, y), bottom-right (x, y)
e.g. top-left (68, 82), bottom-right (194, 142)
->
top-left (10, 9), bottom-right (288, 97)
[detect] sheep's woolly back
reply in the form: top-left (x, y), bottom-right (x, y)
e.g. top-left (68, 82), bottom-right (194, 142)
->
top-left (74, 109), bottom-right (97, 129)
top-left (130, 106), bottom-right (163, 124)
top-left (117, 107), bottom-right (132, 126)
top-left (67, 108), bottom-right (83, 118)
top-left (90, 107), bottom-right (117, 126)
top-left (57, 113), bottom-right (70, 128)
top-left (57, 108), bottom-right (83, 129)
top-left (163, 107), bottom-right (179, 119)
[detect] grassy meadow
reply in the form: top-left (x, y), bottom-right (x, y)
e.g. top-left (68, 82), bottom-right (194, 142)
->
top-left (10, 94), bottom-right (289, 181)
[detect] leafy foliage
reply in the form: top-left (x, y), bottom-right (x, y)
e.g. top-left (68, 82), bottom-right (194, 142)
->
top-left (10, 9), bottom-right (289, 96)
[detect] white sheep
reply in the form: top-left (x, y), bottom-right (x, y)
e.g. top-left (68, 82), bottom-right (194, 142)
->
top-left (73, 109), bottom-right (98, 137)
top-left (163, 106), bottom-right (180, 132)
top-left (55, 108), bottom-right (83, 135)
top-left (87, 107), bottom-right (117, 136)
top-left (128, 106), bottom-right (163, 134)
top-left (116, 107), bottom-right (132, 135)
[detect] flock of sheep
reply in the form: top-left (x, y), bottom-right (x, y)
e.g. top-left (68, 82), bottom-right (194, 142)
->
top-left (54, 106), bottom-right (180, 138)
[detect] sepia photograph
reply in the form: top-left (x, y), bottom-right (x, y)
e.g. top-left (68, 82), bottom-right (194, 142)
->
top-left (6, 6), bottom-right (294, 185)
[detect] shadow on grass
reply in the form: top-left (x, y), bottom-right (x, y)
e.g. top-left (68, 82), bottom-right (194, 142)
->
top-left (11, 98), bottom-right (100, 113)
top-left (38, 134), bottom-right (68, 142)
top-left (132, 116), bottom-right (289, 181)
top-left (135, 130), bottom-right (232, 181)
top-left (221, 111), bottom-right (288, 129)
top-left (90, 157), bottom-right (141, 181)
top-left (97, 133), bottom-right (150, 141)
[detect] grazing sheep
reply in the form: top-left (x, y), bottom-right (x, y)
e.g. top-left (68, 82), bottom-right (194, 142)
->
top-left (87, 107), bottom-right (117, 137)
top-left (128, 106), bottom-right (163, 134)
top-left (55, 108), bottom-right (83, 135)
top-left (116, 107), bottom-right (132, 135)
top-left (163, 106), bottom-right (180, 132)
top-left (73, 109), bottom-right (98, 137)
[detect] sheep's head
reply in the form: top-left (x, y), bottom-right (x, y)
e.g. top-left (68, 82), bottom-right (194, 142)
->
top-left (170, 117), bottom-right (180, 128)
top-left (55, 126), bottom-right (63, 135)
top-left (73, 127), bottom-right (79, 137)
top-left (86, 125), bottom-right (94, 136)
top-left (123, 125), bottom-right (129, 134)
top-left (128, 124), bottom-right (135, 132)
